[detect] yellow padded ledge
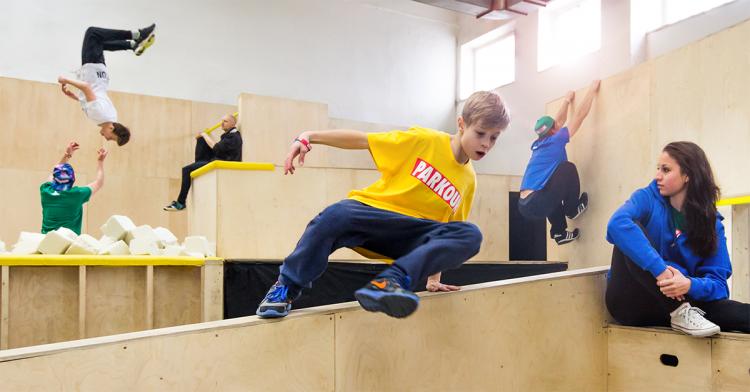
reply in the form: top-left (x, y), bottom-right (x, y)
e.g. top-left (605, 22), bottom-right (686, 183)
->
top-left (0, 255), bottom-right (223, 267)
top-left (717, 195), bottom-right (750, 206)
top-left (190, 161), bottom-right (275, 179)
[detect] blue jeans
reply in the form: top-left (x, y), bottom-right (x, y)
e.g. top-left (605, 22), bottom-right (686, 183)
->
top-left (279, 199), bottom-right (482, 290)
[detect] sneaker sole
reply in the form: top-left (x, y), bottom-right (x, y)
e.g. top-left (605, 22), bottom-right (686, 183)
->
top-left (256, 304), bottom-right (291, 318)
top-left (670, 323), bottom-right (720, 337)
top-left (135, 34), bottom-right (155, 56)
top-left (354, 289), bottom-right (419, 318)
top-left (556, 232), bottom-right (580, 245)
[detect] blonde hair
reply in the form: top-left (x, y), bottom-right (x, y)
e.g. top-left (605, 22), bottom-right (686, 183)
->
top-left (462, 91), bottom-right (510, 130)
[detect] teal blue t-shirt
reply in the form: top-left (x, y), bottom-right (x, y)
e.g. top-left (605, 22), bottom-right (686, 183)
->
top-left (40, 182), bottom-right (92, 234)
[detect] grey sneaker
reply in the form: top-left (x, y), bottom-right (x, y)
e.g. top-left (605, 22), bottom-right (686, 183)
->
top-left (256, 281), bottom-right (301, 318)
top-left (670, 302), bottom-right (720, 337)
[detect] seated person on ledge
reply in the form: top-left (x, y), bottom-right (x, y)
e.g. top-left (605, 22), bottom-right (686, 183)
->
top-left (606, 141), bottom-right (749, 337)
top-left (164, 114), bottom-right (242, 211)
top-left (41, 142), bottom-right (108, 234)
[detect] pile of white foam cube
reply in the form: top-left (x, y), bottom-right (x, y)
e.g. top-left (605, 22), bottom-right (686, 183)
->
top-left (1, 215), bottom-right (215, 257)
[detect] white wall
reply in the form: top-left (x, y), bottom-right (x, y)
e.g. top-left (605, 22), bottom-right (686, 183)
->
top-left (459, 0), bottom-right (750, 176)
top-left (0, 0), bottom-right (458, 130)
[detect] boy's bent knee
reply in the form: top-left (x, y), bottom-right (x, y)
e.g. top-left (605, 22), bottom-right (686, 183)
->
top-left (450, 221), bottom-right (483, 254)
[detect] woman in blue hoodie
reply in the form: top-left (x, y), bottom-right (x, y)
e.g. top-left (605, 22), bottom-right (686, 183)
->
top-left (606, 141), bottom-right (749, 336)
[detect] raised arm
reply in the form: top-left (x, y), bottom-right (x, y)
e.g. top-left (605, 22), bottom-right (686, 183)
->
top-left (567, 80), bottom-right (601, 138)
top-left (86, 148), bottom-right (108, 196)
top-left (47, 142), bottom-right (79, 182)
top-left (58, 76), bottom-right (96, 102)
top-left (554, 91), bottom-right (575, 129)
top-left (284, 129), bottom-right (369, 174)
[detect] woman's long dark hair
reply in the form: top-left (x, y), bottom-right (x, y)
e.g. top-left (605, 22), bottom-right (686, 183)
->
top-left (663, 142), bottom-right (720, 258)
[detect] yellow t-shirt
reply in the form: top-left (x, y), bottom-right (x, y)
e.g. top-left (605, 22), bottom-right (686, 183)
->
top-left (348, 127), bottom-right (476, 223)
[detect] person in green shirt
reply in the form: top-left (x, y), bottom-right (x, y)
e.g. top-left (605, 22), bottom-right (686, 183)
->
top-left (40, 141), bottom-right (108, 234)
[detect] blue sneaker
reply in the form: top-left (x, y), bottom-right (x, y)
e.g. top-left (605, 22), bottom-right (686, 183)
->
top-left (256, 281), bottom-right (300, 318)
top-left (354, 277), bottom-right (419, 318)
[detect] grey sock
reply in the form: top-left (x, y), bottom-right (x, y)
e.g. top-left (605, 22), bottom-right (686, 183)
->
top-left (131, 30), bottom-right (140, 41)
top-left (129, 40), bottom-right (137, 49)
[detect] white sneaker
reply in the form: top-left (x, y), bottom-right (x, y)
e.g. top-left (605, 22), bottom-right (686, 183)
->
top-left (670, 302), bottom-right (720, 337)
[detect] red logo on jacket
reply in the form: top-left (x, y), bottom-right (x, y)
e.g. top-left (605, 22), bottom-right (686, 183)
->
top-left (411, 158), bottom-right (462, 211)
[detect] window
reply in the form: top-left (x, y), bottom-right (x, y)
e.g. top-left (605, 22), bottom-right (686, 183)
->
top-left (661, 0), bottom-right (735, 26)
top-left (631, 0), bottom-right (737, 33)
top-left (460, 28), bottom-right (515, 100)
top-left (537, 0), bottom-right (601, 72)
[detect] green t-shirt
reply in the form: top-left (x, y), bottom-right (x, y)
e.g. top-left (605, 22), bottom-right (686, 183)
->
top-left (670, 205), bottom-right (686, 233)
top-left (40, 182), bottom-right (92, 235)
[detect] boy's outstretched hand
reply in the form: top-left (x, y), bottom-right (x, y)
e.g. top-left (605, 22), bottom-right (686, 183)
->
top-left (426, 280), bottom-right (461, 292)
top-left (284, 135), bottom-right (312, 175)
top-left (66, 142), bottom-right (80, 156)
top-left (97, 148), bottom-right (108, 162)
top-left (591, 79), bottom-right (601, 92)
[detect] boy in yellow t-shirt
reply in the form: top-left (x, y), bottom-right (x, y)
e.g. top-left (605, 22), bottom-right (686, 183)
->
top-left (257, 91), bottom-right (510, 319)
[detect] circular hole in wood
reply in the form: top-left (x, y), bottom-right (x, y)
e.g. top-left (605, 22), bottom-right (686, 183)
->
top-left (660, 354), bottom-right (678, 367)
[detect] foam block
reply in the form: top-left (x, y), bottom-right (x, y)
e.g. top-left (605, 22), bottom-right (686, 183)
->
top-left (11, 241), bottom-right (41, 255)
top-left (99, 235), bottom-right (117, 248)
top-left (125, 224), bottom-right (159, 246)
top-left (98, 240), bottom-right (130, 255)
top-left (129, 238), bottom-right (160, 256)
top-left (11, 232), bottom-right (45, 255)
top-left (180, 250), bottom-right (205, 258)
top-left (153, 227), bottom-right (178, 247)
top-left (162, 245), bottom-right (184, 257)
top-left (65, 234), bottom-right (101, 255)
top-left (183, 236), bottom-right (210, 257)
top-left (18, 232), bottom-right (45, 244)
top-left (100, 215), bottom-right (136, 240)
top-left (38, 229), bottom-right (78, 255)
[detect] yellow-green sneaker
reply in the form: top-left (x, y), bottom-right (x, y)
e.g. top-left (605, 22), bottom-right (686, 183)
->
top-left (135, 33), bottom-right (155, 56)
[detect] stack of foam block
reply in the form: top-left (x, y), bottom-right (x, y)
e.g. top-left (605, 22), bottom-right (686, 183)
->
top-left (2, 215), bottom-right (216, 257)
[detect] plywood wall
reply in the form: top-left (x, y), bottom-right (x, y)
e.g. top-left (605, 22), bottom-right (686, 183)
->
top-left (191, 168), bottom-right (520, 261)
top-left (546, 19), bottom-right (750, 270)
top-left (0, 77), bottom-right (235, 243)
top-left (0, 268), bottom-right (609, 391)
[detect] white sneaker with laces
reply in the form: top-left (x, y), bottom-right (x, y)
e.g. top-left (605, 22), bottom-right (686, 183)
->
top-left (670, 302), bottom-right (720, 337)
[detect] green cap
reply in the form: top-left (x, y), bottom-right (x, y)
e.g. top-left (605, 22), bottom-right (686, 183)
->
top-left (534, 116), bottom-right (554, 138)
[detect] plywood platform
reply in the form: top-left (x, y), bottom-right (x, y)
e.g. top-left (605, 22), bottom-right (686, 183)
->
top-left (0, 267), bottom-right (609, 391)
top-left (0, 256), bottom-right (223, 349)
top-left (607, 325), bottom-right (750, 392)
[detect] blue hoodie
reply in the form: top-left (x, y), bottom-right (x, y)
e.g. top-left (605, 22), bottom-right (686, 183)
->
top-left (606, 180), bottom-right (731, 302)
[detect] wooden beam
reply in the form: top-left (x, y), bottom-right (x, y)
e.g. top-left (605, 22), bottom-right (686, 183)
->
top-left (145, 266), bottom-right (154, 330)
top-left (78, 266), bottom-right (86, 339)
top-left (0, 266), bottom-right (8, 350)
top-left (731, 205), bottom-right (750, 302)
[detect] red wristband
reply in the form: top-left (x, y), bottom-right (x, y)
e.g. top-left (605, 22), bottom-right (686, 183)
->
top-left (294, 137), bottom-right (311, 151)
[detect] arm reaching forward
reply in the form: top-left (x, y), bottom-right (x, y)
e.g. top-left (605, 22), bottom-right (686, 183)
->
top-left (284, 129), bottom-right (369, 174)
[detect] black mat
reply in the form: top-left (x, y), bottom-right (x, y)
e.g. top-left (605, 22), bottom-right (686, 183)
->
top-left (224, 260), bottom-right (567, 319)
